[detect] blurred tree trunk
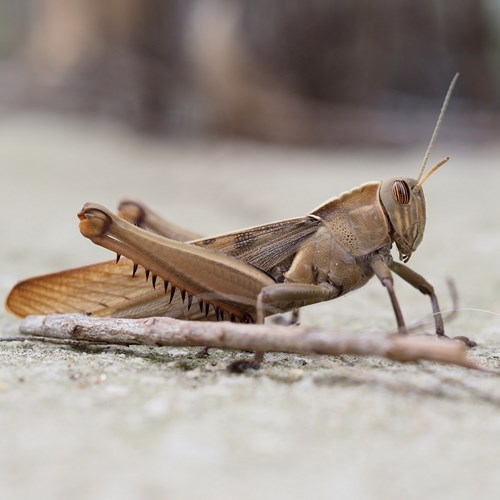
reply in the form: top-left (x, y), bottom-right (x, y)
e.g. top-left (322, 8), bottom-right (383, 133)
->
top-left (10, 0), bottom-right (499, 144)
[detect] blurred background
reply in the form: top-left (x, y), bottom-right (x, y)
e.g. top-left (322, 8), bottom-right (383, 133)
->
top-left (1, 0), bottom-right (499, 146)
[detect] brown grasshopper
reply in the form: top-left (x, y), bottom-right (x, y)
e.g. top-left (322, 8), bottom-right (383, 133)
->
top-left (6, 74), bottom-right (472, 368)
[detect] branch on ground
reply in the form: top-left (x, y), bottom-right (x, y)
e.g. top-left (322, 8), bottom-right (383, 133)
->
top-left (8, 314), bottom-right (494, 373)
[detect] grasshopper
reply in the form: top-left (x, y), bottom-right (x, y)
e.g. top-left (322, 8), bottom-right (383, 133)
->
top-left (6, 74), bottom-right (472, 368)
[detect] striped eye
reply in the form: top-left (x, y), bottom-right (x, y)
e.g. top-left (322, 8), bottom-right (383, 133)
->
top-left (392, 180), bottom-right (411, 205)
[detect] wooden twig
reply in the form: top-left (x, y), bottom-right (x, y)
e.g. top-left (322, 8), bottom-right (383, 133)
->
top-left (13, 314), bottom-right (494, 373)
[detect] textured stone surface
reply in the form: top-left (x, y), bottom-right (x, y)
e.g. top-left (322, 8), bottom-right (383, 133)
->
top-left (1, 114), bottom-right (500, 500)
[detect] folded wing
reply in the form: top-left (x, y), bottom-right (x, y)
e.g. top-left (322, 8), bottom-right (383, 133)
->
top-left (6, 214), bottom-right (321, 318)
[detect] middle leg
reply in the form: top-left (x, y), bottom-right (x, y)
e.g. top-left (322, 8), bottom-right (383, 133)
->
top-left (228, 282), bottom-right (338, 372)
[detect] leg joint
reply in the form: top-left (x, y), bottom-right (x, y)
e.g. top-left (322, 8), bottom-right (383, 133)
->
top-left (418, 284), bottom-right (435, 296)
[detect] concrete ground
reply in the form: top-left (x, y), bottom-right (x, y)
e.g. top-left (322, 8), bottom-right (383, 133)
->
top-left (1, 112), bottom-right (500, 500)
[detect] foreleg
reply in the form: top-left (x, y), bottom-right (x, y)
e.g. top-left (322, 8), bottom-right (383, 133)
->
top-left (371, 255), bottom-right (407, 334)
top-left (390, 262), bottom-right (475, 347)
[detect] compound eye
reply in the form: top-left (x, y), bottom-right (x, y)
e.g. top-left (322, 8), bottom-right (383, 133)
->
top-left (392, 179), bottom-right (411, 205)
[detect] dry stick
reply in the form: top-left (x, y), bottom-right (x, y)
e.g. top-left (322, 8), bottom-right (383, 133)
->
top-left (16, 314), bottom-right (493, 373)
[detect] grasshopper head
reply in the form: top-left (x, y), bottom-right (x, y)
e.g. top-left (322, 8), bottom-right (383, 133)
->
top-left (379, 177), bottom-right (426, 263)
top-left (380, 156), bottom-right (449, 263)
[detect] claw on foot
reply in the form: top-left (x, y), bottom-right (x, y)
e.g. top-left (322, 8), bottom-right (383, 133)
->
top-left (441, 334), bottom-right (477, 348)
top-left (195, 347), bottom-right (210, 358)
top-left (452, 335), bottom-right (477, 348)
top-left (227, 359), bottom-right (262, 374)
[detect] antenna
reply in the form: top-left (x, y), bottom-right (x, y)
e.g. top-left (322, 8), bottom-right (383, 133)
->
top-left (416, 73), bottom-right (459, 183)
top-left (416, 156), bottom-right (449, 188)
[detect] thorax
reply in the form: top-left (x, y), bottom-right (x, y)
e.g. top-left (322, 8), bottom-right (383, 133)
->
top-left (284, 225), bottom-right (390, 296)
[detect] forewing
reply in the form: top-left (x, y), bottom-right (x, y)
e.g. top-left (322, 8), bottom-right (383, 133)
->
top-left (193, 216), bottom-right (320, 279)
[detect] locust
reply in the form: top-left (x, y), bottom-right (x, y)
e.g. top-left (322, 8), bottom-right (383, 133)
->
top-left (6, 74), bottom-right (472, 369)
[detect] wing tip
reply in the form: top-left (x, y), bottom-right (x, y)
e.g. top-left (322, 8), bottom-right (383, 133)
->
top-left (5, 284), bottom-right (28, 318)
